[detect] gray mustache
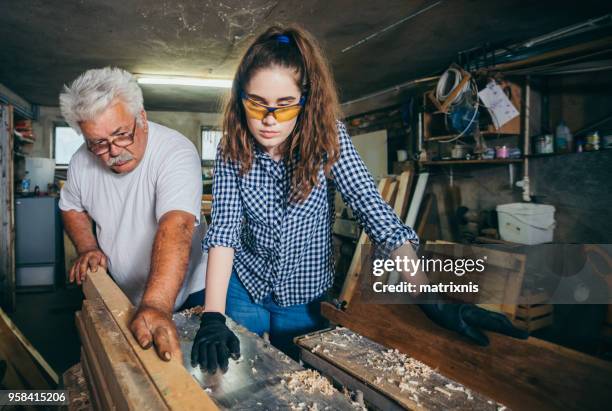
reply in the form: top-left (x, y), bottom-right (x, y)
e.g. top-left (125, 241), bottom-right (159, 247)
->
top-left (106, 151), bottom-right (134, 166)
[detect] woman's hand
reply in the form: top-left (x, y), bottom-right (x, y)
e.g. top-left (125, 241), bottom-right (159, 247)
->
top-left (191, 312), bottom-right (240, 374)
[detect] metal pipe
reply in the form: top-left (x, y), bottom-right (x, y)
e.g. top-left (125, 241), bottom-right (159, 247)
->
top-left (522, 78), bottom-right (531, 202)
top-left (341, 1), bottom-right (443, 53)
top-left (341, 76), bottom-right (439, 109)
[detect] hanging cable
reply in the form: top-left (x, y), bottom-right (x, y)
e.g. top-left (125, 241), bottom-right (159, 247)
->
top-left (435, 67), bottom-right (471, 106)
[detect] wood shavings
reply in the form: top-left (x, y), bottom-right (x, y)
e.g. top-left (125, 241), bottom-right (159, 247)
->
top-left (399, 382), bottom-right (413, 392)
top-left (283, 370), bottom-right (335, 396)
top-left (419, 386), bottom-right (432, 395)
top-left (445, 383), bottom-right (474, 400)
top-left (434, 386), bottom-right (452, 398)
top-left (312, 344), bottom-right (321, 353)
top-left (177, 305), bottom-right (205, 318)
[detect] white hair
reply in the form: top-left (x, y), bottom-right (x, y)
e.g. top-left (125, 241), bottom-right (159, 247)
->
top-left (59, 67), bottom-right (144, 134)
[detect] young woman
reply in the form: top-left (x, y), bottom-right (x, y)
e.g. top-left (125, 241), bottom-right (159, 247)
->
top-left (191, 25), bottom-right (527, 374)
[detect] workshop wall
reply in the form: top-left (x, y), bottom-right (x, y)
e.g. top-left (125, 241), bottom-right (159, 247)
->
top-left (427, 151), bottom-right (612, 244)
top-left (548, 71), bottom-right (612, 133)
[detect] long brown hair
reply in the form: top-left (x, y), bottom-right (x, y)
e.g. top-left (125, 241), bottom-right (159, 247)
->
top-left (220, 24), bottom-right (341, 202)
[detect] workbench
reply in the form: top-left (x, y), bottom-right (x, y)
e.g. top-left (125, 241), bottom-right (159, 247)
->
top-left (296, 327), bottom-right (503, 411)
top-left (175, 311), bottom-right (356, 410)
top-left (74, 269), bottom-right (356, 411)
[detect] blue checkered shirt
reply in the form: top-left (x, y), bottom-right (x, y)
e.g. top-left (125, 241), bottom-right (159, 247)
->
top-left (203, 121), bottom-right (419, 306)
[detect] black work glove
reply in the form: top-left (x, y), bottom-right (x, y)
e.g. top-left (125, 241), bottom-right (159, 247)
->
top-left (190, 312), bottom-right (240, 374)
top-left (419, 300), bottom-right (529, 346)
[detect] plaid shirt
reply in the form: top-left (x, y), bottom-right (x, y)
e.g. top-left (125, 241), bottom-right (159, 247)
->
top-left (203, 121), bottom-right (419, 306)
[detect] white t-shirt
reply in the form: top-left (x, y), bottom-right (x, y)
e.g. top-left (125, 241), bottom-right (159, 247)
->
top-left (59, 121), bottom-right (206, 310)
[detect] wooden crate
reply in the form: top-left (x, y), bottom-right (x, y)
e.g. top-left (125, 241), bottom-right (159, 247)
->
top-left (511, 291), bottom-right (554, 332)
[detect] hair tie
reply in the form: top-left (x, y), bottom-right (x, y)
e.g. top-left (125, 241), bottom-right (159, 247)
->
top-left (275, 35), bottom-right (290, 44)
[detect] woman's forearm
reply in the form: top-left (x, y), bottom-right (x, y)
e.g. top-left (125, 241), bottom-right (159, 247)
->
top-left (204, 246), bottom-right (235, 313)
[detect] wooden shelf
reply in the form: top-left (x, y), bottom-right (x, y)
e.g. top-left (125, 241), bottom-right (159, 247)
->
top-left (424, 131), bottom-right (520, 142)
top-left (420, 158), bottom-right (523, 165)
top-left (526, 149), bottom-right (609, 159)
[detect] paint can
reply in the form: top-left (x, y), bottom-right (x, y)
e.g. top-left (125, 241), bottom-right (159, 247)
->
top-left (496, 145), bottom-right (509, 159)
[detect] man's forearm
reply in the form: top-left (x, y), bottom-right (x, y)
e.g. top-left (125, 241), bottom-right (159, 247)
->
top-left (141, 211), bottom-right (195, 313)
top-left (62, 210), bottom-right (98, 253)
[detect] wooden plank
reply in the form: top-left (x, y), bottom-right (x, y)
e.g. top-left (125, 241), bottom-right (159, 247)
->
top-left (516, 304), bottom-right (553, 319)
top-left (339, 178), bottom-right (393, 307)
top-left (514, 316), bottom-right (554, 332)
top-left (415, 194), bottom-right (434, 238)
top-left (296, 328), bottom-right (501, 410)
top-left (82, 269), bottom-right (219, 411)
top-left (0, 313), bottom-right (50, 388)
top-left (321, 295), bottom-right (612, 411)
top-left (62, 362), bottom-right (94, 411)
top-left (0, 104), bottom-right (16, 311)
top-left (392, 170), bottom-right (413, 221)
top-left (405, 172), bottom-right (429, 228)
top-left (0, 308), bottom-right (58, 384)
top-left (80, 350), bottom-right (103, 411)
top-left (81, 299), bottom-right (167, 411)
top-left (0, 350), bottom-right (28, 389)
top-left (75, 311), bottom-right (115, 411)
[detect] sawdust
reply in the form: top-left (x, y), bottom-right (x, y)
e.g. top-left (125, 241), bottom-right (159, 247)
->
top-left (177, 305), bottom-right (205, 318)
top-left (282, 370), bottom-right (335, 396)
top-left (302, 327), bottom-right (508, 409)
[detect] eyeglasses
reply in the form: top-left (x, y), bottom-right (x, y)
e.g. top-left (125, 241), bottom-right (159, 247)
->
top-left (241, 92), bottom-right (306, 122)
top-left (86, 118), bottom-right (137, 155)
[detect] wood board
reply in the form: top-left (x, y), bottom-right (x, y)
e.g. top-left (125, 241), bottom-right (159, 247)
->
top-left (296, 327), bottom-right (502, 410)
top-left (339, 177), bottom-right (393, 307)
top-left (81, 299), bottom-right (166, 411)
top-left (82, 269), bottom-right (219, 411)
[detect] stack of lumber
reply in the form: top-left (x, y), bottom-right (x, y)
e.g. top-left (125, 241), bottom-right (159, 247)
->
top-left (0, 308), bottom-right (58, 389)
top-left (75, 268), bottom-right (219, 411)
top-left (339, 170), bottom-right (414, 308)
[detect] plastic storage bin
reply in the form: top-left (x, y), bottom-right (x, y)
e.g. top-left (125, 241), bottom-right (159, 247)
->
top-left (496, 203), bottom-right (555, 245)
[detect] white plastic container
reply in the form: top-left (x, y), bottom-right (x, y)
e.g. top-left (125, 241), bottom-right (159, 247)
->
top-left (496, 203), bottom-right (556, 244)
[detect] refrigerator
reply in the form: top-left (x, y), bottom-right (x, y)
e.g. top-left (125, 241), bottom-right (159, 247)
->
top-left (15, 196), bottom-right (63, 289)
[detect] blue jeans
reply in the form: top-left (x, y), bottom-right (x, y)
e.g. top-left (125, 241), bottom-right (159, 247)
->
top-left (226, 272), bottom-right (328, 359)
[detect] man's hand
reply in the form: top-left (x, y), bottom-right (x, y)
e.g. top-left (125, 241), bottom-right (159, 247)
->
top-left (130, 305), bottom-right (182, 361)
top-left (191, 312), bottom-right (240, 374)
top-left (70, 248), bottom-right (107, 285)
top-left (419, 301), bottom-right (529, 346)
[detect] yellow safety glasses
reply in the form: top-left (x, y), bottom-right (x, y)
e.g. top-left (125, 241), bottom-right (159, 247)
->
top-left (241, 92), bottom-right (306, 122)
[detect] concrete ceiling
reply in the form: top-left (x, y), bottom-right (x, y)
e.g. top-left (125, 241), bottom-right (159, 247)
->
top-left (1, 0), bottom-right (610, 112)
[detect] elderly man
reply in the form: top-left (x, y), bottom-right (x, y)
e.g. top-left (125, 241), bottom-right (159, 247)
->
top-left (59, 67), bottom-right (205, 361)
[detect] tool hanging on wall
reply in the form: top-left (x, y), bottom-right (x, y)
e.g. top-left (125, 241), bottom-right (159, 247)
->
top-left (427, 64), bottom-right (480, 144)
